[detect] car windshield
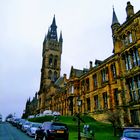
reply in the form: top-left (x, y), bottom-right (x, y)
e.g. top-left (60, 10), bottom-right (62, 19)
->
top-left (32, 123), bottom-right (41, 127)
top-left (124, 130), bottom-right (140, 139)
top-left (51, 123), bottom-right (67, 130)
top-left (25, 122), bottom-right (30, 125)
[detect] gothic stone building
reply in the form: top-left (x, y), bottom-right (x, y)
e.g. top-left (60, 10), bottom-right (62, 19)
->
top-left (37, 2), bottom-right (140, 126)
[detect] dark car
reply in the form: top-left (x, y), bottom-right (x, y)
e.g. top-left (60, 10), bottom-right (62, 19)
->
top-left (35, 122), bottom-right (69, 140)
top-left (120, 127), bottom-right (140, 140)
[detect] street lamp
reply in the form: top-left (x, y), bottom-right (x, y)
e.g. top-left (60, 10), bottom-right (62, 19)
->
top-left (77, 97), bottom-right (82, 140)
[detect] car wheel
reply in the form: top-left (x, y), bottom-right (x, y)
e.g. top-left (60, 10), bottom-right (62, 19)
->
top-left (42, 136), bottom-right (46, 140)
top-left (34, 134), bottom-right (38, 140)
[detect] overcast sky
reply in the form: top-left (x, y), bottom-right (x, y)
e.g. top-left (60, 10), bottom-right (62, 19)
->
top-left (0, 0), bottom-right (140, 119)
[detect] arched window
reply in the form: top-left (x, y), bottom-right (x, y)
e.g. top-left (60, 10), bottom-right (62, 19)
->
top-left (54, 55), bottom-right (58, 68)
top-left (48, 70), bottom-right (52, 80)
top-left (49, 54), bottom-right (53, 66)
top-left (54, 71), bottom-right (57, 81)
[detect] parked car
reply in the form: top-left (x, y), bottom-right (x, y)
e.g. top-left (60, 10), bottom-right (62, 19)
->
top-left (21, 121), bottom-right (32, 132)
top-left (0, 114), bottom-right (2, 122)
top-left (17, 119), bottom-right (26, 129)
top-left (26, 122), bottom-right (42, 137)
top-left (12, 118), bottom-right (21, 127)
top-left (52, 111), bottom-right (61, 116)
top-left (28, 115), bottom-right (35, 119)
top-left (35, 122), bottom-right (69, 140)
top-left (35, 113), bottom-right (44, 118)
top-left (120, 127), bottom-right (140, 140)
top-left (43, 110), bottom-right (53, 116)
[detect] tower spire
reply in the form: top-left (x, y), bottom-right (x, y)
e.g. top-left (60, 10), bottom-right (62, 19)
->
top-left (46, 15), bottom-right (58, 41)
top-left (112, 7), bottom-right (120, 25)
top-left (111, 7), bottom-right (120, 33)
top-left (59, 31), bottom-right (63, 43)
top-left (51, 15), bottom-right (56, 27)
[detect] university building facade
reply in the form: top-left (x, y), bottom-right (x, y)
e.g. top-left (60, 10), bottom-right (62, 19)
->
top-left (36, 2), bottom-right (140, 126)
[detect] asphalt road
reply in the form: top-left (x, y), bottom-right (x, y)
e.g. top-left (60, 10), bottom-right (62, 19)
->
top-left (0, 122), bottom-right (34, 140)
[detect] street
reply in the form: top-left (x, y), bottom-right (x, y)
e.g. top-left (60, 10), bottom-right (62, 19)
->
top-left (0, 122), bottom-right (34, 140)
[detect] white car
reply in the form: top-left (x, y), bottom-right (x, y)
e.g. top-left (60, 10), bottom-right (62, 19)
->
top-left (21, 121), bottom-right (32, 132)
top-left (26, 122), bottom-right (42, 137)
top-left (43, 110), bottom-right (53, 116)
top-left (53, 111), bottom-right (61, 116)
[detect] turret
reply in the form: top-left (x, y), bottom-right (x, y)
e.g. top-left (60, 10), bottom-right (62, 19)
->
top-left (111, 7), bottom-right (120, 34)
top-left (59, 31), bottom-right (63, 43)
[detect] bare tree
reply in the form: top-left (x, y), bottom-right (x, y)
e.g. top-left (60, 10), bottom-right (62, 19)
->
top-left (107, 110), bottom-right (122, 136)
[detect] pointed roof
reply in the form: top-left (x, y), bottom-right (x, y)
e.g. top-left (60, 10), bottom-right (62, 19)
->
top-left (46, 15), bottom-right (58, 41)
top-left (59, 31), bottom-right (63, 42)
top-left (112, 7), bottom-right (120, 25)
top-left (51, 15), bottom-right (57, 27)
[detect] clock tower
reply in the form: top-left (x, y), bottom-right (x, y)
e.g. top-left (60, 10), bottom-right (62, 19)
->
top-left (38, 16), bottom-right (63, 112)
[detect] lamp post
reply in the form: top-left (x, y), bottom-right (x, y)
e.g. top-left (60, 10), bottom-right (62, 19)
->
top-left (77, 97), bottom-right (82, 140)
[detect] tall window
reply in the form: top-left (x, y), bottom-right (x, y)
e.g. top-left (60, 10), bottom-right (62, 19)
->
top-left (48, 70), bottom-right (52, 80)
top-left (101, 68), bottom-right (108, 83)
top-left (86, 78), bottom-right (90, 91)
top-left (111, 63), bottom-right (117, 79)
top-left (130, 110), bottom-right (139, 125)
top-left (81, 80), bottom-right (85, 92)
top-left (103, 92), bottom-right (108, 109)
top-left (87, 98), bottom-right (90, 112)
top-left (114, 89), bottom-right (119, 106)
top-left (54, 71), bottom-right (57, 81)
top-left (128, 77), bottom-right (138, 101)
top-left (128, 55), bottom-right (132, 69)
top-left (54, 56), bottom-right (58, 68)
top-left (94, 95), bottom-right (98, 110)
top-left (132, 48), bottom-right (140, 67)
top-left (128, 32), bottom-right (133, 43)
top-left (124, 53), bottom-right (132, 70)
top-left (135, 75), bottom-right (140, 99)
top-left (93, 74), bottom-right (97, 89)
top-left (49, 54), bottom-right (53, 66)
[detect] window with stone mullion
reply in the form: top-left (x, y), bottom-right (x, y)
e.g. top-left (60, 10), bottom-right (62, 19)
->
top-left (135, 49), bottom-right (140, 66)
top-left (136, 75), bottom-right (140, 99)
top-left (124, 55), bottom-right (129, 70)
top-left (103, 92), bottom-right (108, 109)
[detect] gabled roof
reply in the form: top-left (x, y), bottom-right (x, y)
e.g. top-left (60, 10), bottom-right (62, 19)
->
top-left (95, 59), bottom-right (103, 66)
top-left (69, 66), bottom-right (85, 78)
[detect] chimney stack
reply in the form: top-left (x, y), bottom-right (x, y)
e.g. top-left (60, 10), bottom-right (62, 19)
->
top-left (126, 1), bottom-right (134, 19)
top-left (89, 61), bottom-right (93, 69)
